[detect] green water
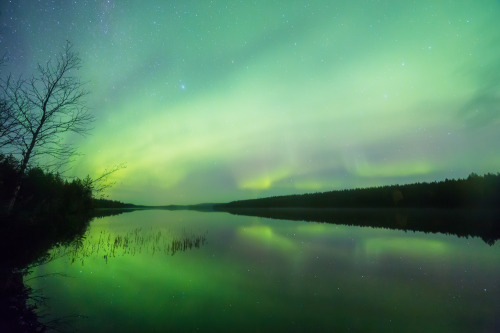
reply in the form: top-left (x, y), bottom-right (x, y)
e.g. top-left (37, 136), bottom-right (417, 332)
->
top-left (26, 210), bottom-right (499, 332)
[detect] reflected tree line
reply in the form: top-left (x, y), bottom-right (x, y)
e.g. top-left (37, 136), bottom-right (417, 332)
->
top-left (215, 173), bottom-right (500, 245)
top-left (220, 207), bottom-right (499, 245)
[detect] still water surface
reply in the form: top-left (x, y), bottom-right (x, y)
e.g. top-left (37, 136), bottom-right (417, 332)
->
top-left (27, 210), bottom-right (499, 332)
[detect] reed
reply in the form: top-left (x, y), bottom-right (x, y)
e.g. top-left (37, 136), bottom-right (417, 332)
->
top-left (48, 227), bottom-right (207, 265)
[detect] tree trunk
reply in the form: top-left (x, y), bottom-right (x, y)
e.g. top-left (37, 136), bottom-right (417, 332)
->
top-left (7, 183), bottom-right (21, 214)
top-left (6, 128), bottom-right (39, 215)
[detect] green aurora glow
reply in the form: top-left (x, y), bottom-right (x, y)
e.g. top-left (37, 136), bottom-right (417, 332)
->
top-left (2, 1), bottom-right (500, 204)
top-left (28, 210), bottom-right (500, 331)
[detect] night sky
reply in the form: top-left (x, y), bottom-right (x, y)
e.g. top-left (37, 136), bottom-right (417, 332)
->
top-left (2, 1), bottom-right (500, 205)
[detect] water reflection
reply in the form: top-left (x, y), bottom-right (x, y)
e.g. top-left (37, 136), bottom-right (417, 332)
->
top-left (25, 210), bottom-right (499, 333)
top-left (222, 207), bottom-right (500, 245)
top-left (50, 222), bottom-right (207, 266)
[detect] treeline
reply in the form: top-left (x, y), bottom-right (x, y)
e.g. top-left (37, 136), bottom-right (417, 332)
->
top-left (1, 154), bottom-right (134, 221)
top-left (216, 173), bottom-right (500, 209)
top-left (92, 198), bottom-right (137, 209)
top-left (0, 154), bottom-right (92, 222)
top-left (0, 152), bottom-right (135, 272)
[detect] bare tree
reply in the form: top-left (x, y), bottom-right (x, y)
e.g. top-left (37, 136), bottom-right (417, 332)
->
top-left (1, 76), bottom-right (28, 150)
top-left (3, 42), bottom-right (94, 212)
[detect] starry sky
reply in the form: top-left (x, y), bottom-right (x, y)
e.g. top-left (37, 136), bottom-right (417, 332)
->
top-left (1, 1), bottom-right (500, 205)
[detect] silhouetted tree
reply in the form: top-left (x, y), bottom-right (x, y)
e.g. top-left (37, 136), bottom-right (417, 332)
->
top-left (0, 42), bottom-right (93, 213)
top-left (82, 163), bottom-right (126, 199)
top-left (217, 173), bottom-right (500, 209)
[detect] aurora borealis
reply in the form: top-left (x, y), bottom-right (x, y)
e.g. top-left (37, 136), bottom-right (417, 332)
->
top-left (2, 1), bottom-right (500, 205)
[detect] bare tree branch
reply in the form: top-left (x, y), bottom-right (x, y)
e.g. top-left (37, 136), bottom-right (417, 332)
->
top-left (83, 163), bottom-right (126, 199)
top-left (1, 41), bottom-right (95, 212)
